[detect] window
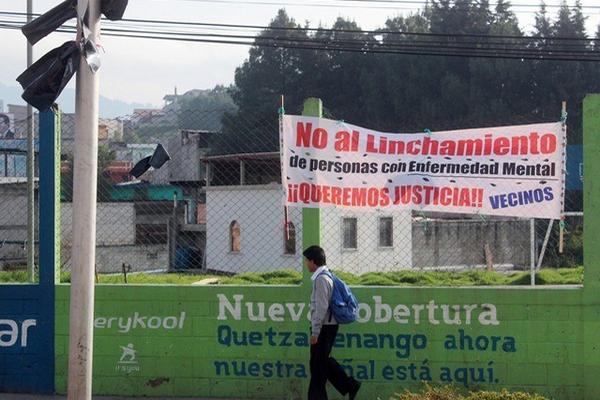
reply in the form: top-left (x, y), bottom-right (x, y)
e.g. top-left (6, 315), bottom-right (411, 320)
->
top-left (284, 222), bottom-right (296, 255)
top-left (230, 220), bottom-right (241, 252)
top-left (13, 155), bottom-right (26, 177)
top-left (5, 154), bottom-right (15, 177)
top-left (379, 217), bottom-right (393, 248)
top-left (342, 217), bottom-right (358, 249)
top-left (0, 154), bottom-right (28, 177)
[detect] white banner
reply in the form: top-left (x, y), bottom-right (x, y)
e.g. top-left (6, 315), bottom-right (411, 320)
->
top-left (281, 115), bottom-right (565, 218)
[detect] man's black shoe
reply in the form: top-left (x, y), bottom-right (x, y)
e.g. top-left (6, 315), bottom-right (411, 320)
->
top-left (349, 381), bottom-right (361, 400)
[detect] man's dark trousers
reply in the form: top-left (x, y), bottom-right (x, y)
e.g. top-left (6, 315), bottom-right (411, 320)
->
top-left (309, 324), bottom-right (357, 400)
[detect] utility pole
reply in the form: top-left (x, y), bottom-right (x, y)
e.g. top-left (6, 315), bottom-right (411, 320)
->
top-left (67, 0), bottom-right (101, 398)
top-left (26, 0), bottom-right (35, 282)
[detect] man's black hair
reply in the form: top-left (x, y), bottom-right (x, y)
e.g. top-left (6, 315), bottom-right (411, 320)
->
top-left (303, 245), bottom-right (326, 266)
top-left (0, 114), bottom-right (9, 125)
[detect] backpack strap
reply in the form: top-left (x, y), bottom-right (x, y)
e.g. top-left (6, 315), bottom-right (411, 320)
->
top-left (315, 270), bottom-right (333, 281)
top-left (315, 270), bottom-right (334, 323)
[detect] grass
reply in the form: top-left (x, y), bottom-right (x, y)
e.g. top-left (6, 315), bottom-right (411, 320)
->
top-left (0, 267), bottom-right (583, 286)
top-left (391, 384), bottom-right (549, 400)
top-left (0, 270), bottom-right (216, 285)
top-left (0, 270), bottom-right (32, 283)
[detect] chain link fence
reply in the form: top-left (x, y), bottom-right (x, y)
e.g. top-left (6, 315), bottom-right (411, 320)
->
top-left (0, 104), bottom-right (583, 282)
top-left (0, 109), bottom-right (39, 273)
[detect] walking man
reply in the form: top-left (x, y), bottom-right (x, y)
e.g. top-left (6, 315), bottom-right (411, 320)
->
top-left (304, 245), bottom-right (361, 400)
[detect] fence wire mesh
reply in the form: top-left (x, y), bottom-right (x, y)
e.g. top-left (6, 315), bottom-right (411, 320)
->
top-left (0, 110), bottom-right (39, 274)
top-left (0, 105), bottom-right (584, 282)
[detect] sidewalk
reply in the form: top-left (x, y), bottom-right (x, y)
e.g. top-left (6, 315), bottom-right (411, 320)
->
top-left (2, 395), bottom-right (246, 400)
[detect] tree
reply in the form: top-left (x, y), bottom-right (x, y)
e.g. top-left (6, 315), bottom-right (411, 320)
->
top-left (541, 0), bottom-right (591, 143)
top-left (230, 9), bottom-right (311, 116)
top-left (467, 0), bottom-right (531, 126)
top-left (471, 0), bottom-right (493, 35)
top-left (177, 86), bottom-right (237, 132)
top-left (218, 9), bottom-right (311, 154)
top-left (534, 2), bottom-right (553, 38)
top-left (570, 0), bottom-right (587, 38)
top-left (97, 144), bottom-right (116, 201)
top-left (308, 18), bottom-right (375, 126)
top-left (491, 0), bottom-right (520, 35)
top-left (223, 6), bottom-right (599, 151)
top-left (61, 144), bottom-right (116, 202)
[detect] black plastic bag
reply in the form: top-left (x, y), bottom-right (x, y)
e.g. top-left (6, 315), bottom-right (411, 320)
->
top-left (149, 144), bottom-right (171, 168)
top-left (21, 0), bottom-right (77, 45)
top-left (130, 156), bottom-right (152, 178)
top-left (102, 0), bottom-right (129, 20)
top-left (130, 144), bottom-right (171, 178)
top-left (22, 0), bottom-right (128, 46)
top-left (16, 41), bottom-right (80, 112)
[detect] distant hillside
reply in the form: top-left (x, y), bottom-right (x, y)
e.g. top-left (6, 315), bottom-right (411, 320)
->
top-left (0, 83), bottom-right (155, 118)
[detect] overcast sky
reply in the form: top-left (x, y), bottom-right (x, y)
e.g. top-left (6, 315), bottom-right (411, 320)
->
top-left (1, 0), bottom-right (599, 107)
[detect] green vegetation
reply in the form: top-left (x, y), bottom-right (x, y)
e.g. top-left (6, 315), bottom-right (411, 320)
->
top-left (218, 267), bottom-right (583, 286)
top-left (543, 222), bottom-right (584, 268)
top-left (0, 270), bottom-right (33, 283)
top-left (0, 267), bottom-right (583, 286)
top-left (391, 384), bottom-right (549, 400)
top-left (61, 144), bottom-right (117, 202)
top-left (219, 4), bottom-right (600, 162)
top-left (218, 269), bottom-right (302, 285)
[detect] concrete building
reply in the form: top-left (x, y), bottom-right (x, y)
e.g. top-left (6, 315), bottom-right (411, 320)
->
top-left (60, 202), bottom-right (173, 273)
top-left (202, 152), bottom-right (413, 274)
top-left (203, 152), bottom-right (532, 274)
top-left (60, 113), bottom-right (123, 155)
top-left (0, 139), bottom-right (38, 178)
top-left (205, 184), bottom-right (413, 274)
top-left (0, 180), bottom-right (38, 269)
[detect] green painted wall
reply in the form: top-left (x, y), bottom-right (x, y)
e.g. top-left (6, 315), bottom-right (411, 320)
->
top-left (53, 95), bottom-right (600, 399)
top-left (55, 285), bottom-right (585, 399)
top-left (582, 94), bottom-right (600, 400)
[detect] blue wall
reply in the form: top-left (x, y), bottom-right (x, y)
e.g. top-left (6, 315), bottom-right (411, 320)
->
top-left (0, 110), bottom-right (57, 393)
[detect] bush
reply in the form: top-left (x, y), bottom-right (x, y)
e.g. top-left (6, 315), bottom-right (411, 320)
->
top-left (391, 384), bottom-right (549, 400)
top-left (0, 267), bottom-right (583, 285)
top-left (541, 221), bottom-right (583, 268)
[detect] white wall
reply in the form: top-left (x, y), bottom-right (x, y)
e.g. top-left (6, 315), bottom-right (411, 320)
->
top-left (0, 189), bottom-right (37, 265)
top-left (206, 185), bottom-right (302, 273)
top-left (321, 208), bottom-right (412, 274)
top-left (205, 185), bottom-right (412, 274)
top-left (61, 202), bottom-right (135, 246)
top-left (61, 202), bottom-right (166, 272)
top-left (94, 244), bottom-right (168, 273)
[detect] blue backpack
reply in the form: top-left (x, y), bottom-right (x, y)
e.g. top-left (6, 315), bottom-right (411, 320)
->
top-left (317, 270), bottom-right (358, 324)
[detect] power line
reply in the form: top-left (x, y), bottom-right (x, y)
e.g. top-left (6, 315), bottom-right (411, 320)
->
top-left (89, 32), bottom-right (600, 61)
top-left (1, 21), bottom-right (598, 62)
top-left (2, 18), bottom-right (597, 56)
top-left (14, 21), bottom-right (600, 56)
top-left (323, 0), bottom-right (600, 7)
top-left (2, 10), bottom-right (597, 42)
top-left (172, 0), bottom-right (600, 10)
top-left (97, 18), bottom-right (600, 42)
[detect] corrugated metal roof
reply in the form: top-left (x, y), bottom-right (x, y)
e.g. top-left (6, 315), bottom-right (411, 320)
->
top-left (0, 139), bottom-right (39, 152)
top-left (202, 151), bottom-right (279, 162)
